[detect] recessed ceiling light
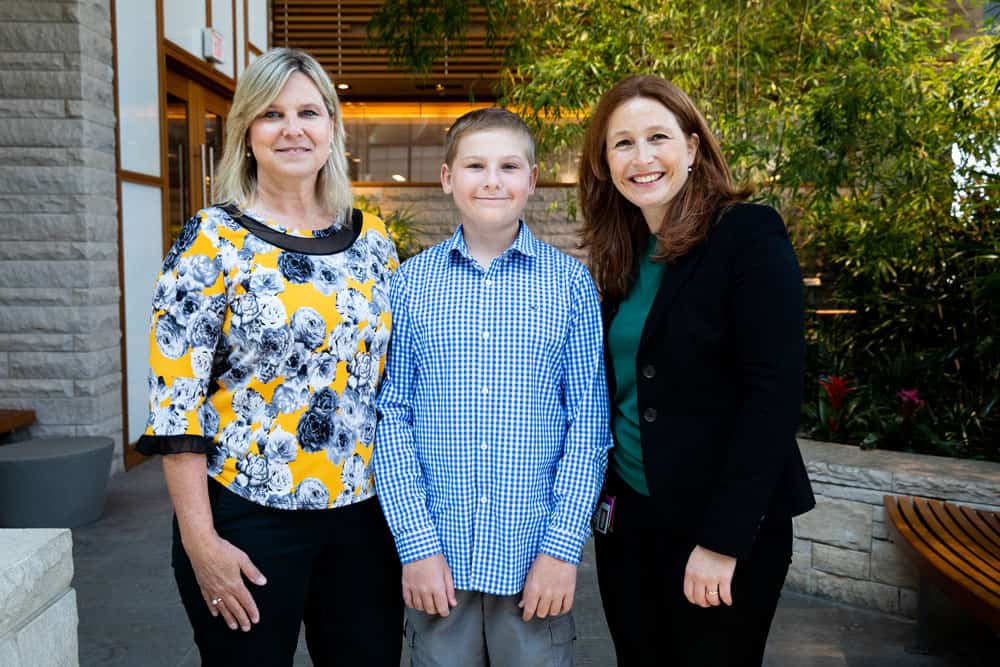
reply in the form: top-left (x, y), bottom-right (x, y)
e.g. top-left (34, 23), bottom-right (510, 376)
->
top-left (352, 157), bottom-right (361, 163)
top-left (337, 83), bottom-right (350, 90)
top-left (391, 174), bottom-right (407, 182)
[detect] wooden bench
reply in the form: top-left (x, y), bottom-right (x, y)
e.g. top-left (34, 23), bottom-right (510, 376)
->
top-left (883, 495), bottom-right (1000, 650)
top-left (0, 408), bottom-right (36, 440)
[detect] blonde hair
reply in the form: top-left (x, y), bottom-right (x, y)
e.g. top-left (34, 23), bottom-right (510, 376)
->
top-left (213, 48), bottom-right (352, 214)
top-left (444, 107), bottom-right (535, 167)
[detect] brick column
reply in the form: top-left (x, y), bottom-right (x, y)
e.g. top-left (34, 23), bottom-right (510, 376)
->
top-left (0, 1), bottom-right (122, 472)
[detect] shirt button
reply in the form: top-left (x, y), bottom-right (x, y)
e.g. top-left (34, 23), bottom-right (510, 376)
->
top-left (483, 278), bottom-right (494, 287)
top-left (643, 407), bottom-right (658, 423)
top-left (480, 441), bottom-right (488, 450)
top-left (480, 496), bottom-right (488, 504)
top-left (482, 331), bottom-right (491, 340)
top-left (642, 364), bottom-right (656, 379)
top-left (481, 386), bottom-right (489, 395)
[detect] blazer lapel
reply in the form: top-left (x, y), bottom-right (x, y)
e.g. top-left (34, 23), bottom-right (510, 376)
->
top-left (639, 242), bottom-right (708, 350)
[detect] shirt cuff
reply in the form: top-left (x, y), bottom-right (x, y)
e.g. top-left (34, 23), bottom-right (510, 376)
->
top-left (135, 434), bottom-right (210, 456)
top-left (539, 526), bottom-right (585, 565)
top-left (394, 525), bottom-right (444, 564)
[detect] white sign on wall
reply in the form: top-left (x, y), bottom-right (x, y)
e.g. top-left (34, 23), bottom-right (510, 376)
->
top-left (202, 27), bottom-right (225, 63)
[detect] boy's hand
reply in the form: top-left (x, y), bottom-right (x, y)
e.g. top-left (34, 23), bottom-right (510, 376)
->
top-left (519, 553), bottom-right (577, 621)
top-left (402, 554), bottom-right (458, 617)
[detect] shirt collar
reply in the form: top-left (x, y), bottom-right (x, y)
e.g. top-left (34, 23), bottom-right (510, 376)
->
top-left (445, 221), bottom-right (539, 263)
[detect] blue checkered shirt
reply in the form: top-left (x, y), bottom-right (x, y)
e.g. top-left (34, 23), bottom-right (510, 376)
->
top-left (374, 223), bottom-right (612, 595)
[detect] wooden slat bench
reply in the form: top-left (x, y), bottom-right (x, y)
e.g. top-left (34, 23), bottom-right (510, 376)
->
top-left (0, 408), bottom-right (35, 440)
top-left (883, 495), bottom-right (1000, 650)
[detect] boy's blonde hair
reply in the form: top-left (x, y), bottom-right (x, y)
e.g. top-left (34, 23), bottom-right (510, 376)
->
top-left (213, 48), bottom-right (352, 213)
top-left (444, 108), bottom-right (536, 167)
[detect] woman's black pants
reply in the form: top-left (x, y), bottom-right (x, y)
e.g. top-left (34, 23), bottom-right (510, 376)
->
top-left (171, 481), bottom-right (403, 666)
top-left (595, 470), bottom-right (792, 667)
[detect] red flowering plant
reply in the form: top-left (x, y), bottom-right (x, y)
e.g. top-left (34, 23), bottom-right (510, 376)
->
top-left (896, 388), bottom-right (929, 447)
top-left (803, 374), bottom-right (861, 441)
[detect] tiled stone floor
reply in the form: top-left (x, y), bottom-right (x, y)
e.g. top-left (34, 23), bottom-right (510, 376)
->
top-left (73, 458), bottom-right (996, 666)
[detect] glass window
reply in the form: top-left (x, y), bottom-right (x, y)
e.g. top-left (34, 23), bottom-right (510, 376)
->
top-left (342, 102), bottom-right (471, 183)
top-left (341, 102), bottom-right (579, 184)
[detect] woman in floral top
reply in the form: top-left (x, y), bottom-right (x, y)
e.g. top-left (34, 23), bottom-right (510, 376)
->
top-left (137, 48), bottom-right (402, 666)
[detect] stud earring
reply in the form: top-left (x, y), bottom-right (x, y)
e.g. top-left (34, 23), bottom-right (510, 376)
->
top-left (687, 165), bottom-right (693, 173)
top-left (245, 149), bottom-right (253, 159)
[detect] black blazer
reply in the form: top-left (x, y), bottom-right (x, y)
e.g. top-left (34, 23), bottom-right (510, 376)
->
top-left (602, 203), bottom-right (815, 560)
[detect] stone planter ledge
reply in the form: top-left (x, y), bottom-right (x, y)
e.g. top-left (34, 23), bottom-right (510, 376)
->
top-left (0, 529), bottom-right (78, 666)
top-left (788, 438), bottom-right (1000, 619)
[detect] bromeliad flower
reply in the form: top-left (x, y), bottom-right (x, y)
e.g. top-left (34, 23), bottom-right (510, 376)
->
top-left (897, 388), bottom-right (926, 422)
top-left (819, 375), bottom-right (855, 411)
top-left (897, 388), bottom-right (925, 409)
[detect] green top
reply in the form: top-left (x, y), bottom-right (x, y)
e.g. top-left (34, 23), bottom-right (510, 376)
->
top-left (608, 237), bottom-right (665, 496)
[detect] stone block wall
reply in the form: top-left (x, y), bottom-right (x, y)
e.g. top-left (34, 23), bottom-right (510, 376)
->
top-left (354, 185), bottom-right (584, 261)
top-left (0, 1), bottom-right (122, 471)
top-left (788, 438), bottom-right (1000, 617)
top-left (0, 529), bottom-right (78, 666)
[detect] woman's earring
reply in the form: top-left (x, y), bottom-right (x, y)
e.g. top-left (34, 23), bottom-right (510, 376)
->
top-left (687, 164), bottom-right (693, 173)
top-left (245, 148), bottom-right (253, 159)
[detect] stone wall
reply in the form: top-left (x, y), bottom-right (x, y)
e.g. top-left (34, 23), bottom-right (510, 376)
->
top-left (789, 438), bottom-right (1000, 617)
top-left (0, 529), bottom-right (78, 665)
top-left (0, 1), bottom-right (122, 471)
top-left (354, 184), bottom-right (584, 261)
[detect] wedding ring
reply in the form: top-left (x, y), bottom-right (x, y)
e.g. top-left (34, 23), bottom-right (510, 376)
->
top-left (706, 590), bottom-right (719, 596)
top-left (211, 597), bottom-right (223, 605)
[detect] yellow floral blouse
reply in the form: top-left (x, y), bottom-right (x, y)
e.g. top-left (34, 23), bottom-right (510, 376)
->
top-left (137, 205), bottom-right (398, 510)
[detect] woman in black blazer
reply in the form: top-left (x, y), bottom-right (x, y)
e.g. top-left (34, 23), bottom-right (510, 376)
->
top-left (579, 75), bottom-right (815, 666)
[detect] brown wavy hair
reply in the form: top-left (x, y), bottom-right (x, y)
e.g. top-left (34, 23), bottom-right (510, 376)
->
top-left (579, 75), bottom-right (750, 302)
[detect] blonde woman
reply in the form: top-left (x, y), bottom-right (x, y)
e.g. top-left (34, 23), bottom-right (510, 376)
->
top-left (137, 48), bottom-right (402, 665)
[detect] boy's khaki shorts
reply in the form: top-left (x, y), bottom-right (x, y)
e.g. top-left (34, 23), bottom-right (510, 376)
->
top-left (403, 589), bottom-right (575, 666)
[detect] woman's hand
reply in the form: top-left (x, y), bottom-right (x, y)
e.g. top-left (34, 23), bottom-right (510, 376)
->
top-left (184, 532), bottom-right (267, 632)
top-left (683, 544), bottom-right (737, 608)
top-left (161, 454), bottom-right (267, 632)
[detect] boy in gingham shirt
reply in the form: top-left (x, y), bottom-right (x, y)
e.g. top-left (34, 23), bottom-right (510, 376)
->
top-left (374, 108), bottom-right (611, 665)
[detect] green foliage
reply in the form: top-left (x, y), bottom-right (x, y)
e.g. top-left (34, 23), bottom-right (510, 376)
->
top-left (367, 0), bottom-right (1000, 460)
top-left (354, 195), bottom-right (425, 261)
top-left (367, 0), bottom-right (514, 74)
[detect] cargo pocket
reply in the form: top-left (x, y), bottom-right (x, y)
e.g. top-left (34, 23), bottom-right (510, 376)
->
top-left (404, 616), bottom-right (435, 667)
top-left (548, 612), bottom-right (576, 667)
top-left (403, 616), bottom-right (417, 649)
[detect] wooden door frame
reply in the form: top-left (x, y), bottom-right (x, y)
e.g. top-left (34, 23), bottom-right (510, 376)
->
top-left (164, 69), bottom-right (232, 251)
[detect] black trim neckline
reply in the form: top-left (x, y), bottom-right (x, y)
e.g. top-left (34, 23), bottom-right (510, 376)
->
top-left (217, 203), bottom-right (364, 255)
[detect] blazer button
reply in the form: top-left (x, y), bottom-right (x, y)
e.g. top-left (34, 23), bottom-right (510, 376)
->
top-left (643, 408), bottom-right (658, 423)
top-left (642, 364), bottom-right (656, 379)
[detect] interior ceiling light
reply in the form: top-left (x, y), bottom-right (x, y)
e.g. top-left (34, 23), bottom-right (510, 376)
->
top-left (416, 82), bottom-right (461, 92)
top-left (391, 174), bottom-right (407, 182)
top-left (337, 83), bottom-right (350, 91)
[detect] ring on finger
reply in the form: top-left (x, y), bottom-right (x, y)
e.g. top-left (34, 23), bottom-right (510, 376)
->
top-left (211, 597), bottom-right (223, 606)
top-left (706, 590), bottom-right (719, 597)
